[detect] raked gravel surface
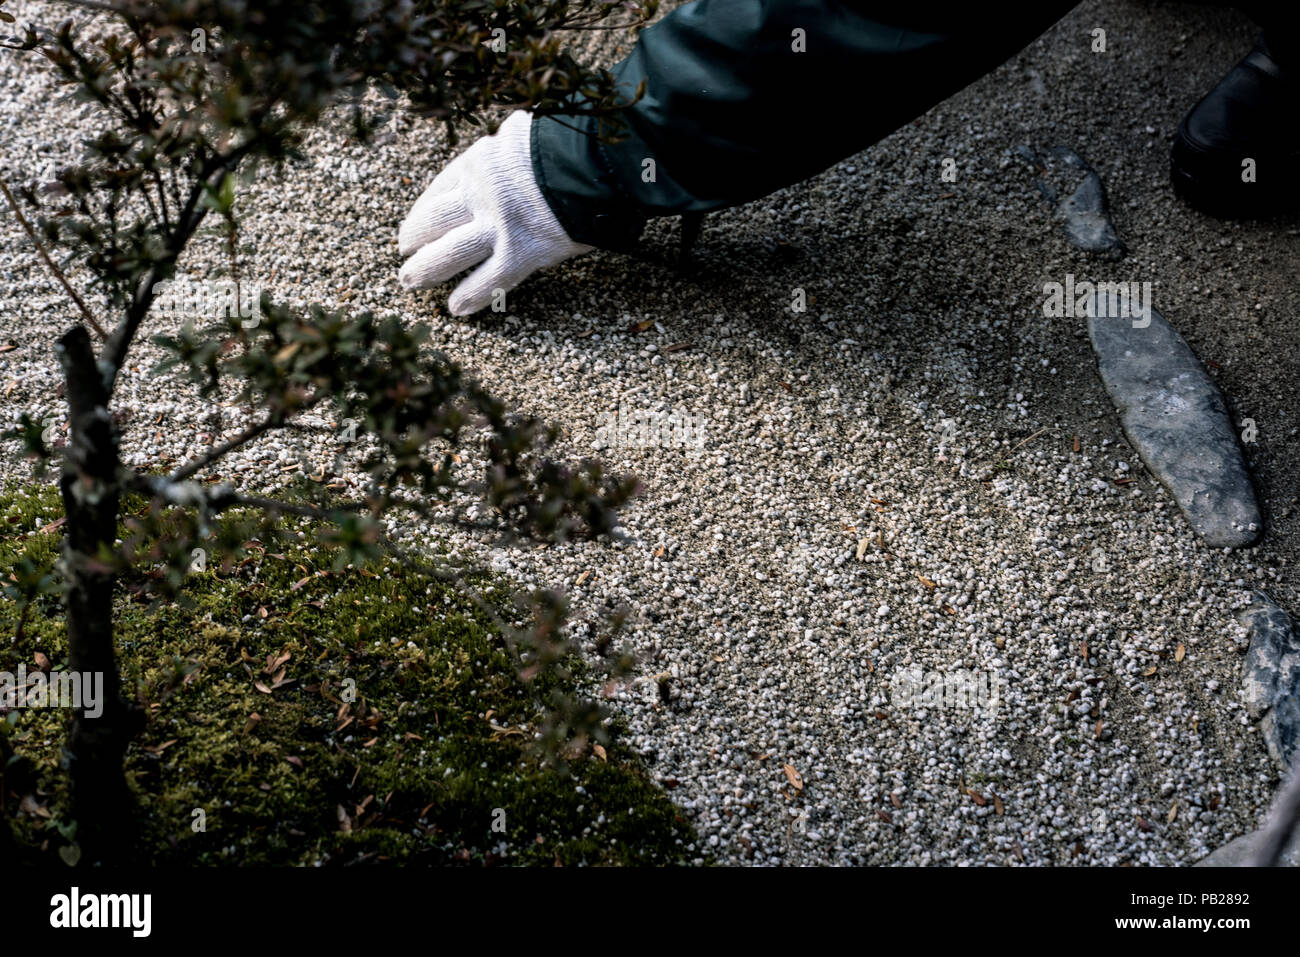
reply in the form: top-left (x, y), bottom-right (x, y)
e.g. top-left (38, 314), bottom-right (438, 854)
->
top-left (3, 0), bottom-right (1300, 865)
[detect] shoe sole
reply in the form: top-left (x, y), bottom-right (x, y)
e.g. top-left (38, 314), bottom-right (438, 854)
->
top-left (1171, 126), bottom-right (1300, 219)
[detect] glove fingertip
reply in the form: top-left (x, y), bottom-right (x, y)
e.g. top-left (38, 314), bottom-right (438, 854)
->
top-left (398, 261), bottom-right (428, 291)
top-left (397, 221), bottom-right (426, 258)
top-left (399, 194), bottom-right (472, 258)
top-left (447, 287), bottom-right (490, 316)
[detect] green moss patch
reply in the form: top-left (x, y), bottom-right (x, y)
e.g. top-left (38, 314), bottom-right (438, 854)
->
top-left (0, 482), bottom-right (693, 865)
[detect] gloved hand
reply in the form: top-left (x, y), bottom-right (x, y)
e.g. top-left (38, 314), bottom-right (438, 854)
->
top-left (398, 110), bottom-right (593, 315)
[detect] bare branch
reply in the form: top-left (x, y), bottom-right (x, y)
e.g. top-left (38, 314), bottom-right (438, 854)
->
top-left (0, 179), bottom-right (108, 340)
top-left (99, 181), bottom-right (206, 389)
top-left (51, 0), bottom-right (124, 14)
top-left (99, 139), bottom-right (259, 392)
top-left (212, 492), bottom-right (365, 520)
top-left (166, 411), bottom-right (284, 483)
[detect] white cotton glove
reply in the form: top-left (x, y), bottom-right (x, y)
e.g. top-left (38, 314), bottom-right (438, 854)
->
top-left (398, 110), bottom-right (594, 315)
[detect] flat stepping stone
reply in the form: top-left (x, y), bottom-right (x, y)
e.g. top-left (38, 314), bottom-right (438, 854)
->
top-left (1195, 829), bottom-right (1300, 866)
top-left (1088, 298), bottom-right (1261, 548)
top-left (1238, 593), bottom-right (1300, 769)
top-left (1016, 145), bottom-right (1125, 258)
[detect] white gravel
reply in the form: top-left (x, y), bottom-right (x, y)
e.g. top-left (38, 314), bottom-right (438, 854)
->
top-left (2, 0), bottom-right (1295, 865)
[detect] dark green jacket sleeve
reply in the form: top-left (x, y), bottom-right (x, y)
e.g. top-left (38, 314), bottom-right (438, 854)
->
top-left (532, 0), bottom-right (1082, 249)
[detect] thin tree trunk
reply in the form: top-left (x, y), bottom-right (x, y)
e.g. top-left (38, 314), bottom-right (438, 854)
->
top-left (0, 749), bottom-right (20, 862)
top-left (56, 325), bottom-right (142, 864)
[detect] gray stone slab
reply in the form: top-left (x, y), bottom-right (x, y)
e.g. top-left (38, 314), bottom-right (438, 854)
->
top-left (1194, 829), bottom-right (1300, 867)
top-left (1238, 593), bottom-right (1300, 769)
top-left (1088, 299), bottom-right (1261, 548)
top-left (1016, 145), bottom-right (1125, 258)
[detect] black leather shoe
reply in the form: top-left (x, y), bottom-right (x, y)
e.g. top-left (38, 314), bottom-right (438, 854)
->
top-left (1171, 38), bottom-right (1300, 218)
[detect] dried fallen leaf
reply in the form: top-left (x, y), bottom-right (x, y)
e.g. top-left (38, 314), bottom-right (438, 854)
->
top-left (19, 794), bottom-right (50, 818)
top-left (243, 712), bottom-right (262, 733)
top-left (1072, 435), bottom-right (1080, 453)
top-left (967, 788), bottom-right (987, 807)
top-left (1094, 719), bottom-right (1104, 739)
top-left (916, 573), bottom-right (936, 590)
top-left (336, 805), bottom-right (352, 833)
top-left (33, 651), bottom-right (50, 671)
top-left (876, 809), bottom-right (893, 823)
top-left (993, 794), bottom-right (1004, 816)
top-left (782, 764), bottom-right (804, 791)
top-left (1142, 665), bottom-right (1158, 677)
top-left (855, 538), bottom-right (869, 561)
top-left (1136, 816), bottom-right (1151, 833)
top-left (592, 744), bottom-right (607, 762)
top-left (1080, 640), bottom-right (1088, 660)
top-left (575, 570), bottom-right (590, 586)
top-left (1175, 643), bottom-right (1186, 663)
top-left (286, 755), bottom-right (304, 769)
top-left (890, 792), bottom-right (902, 809)
top-left (254, 681), bottom-right (273, 694)
top-left (38, 516), bottom-right (66, 535)
top-left (1167, 802), bottom-right (1178, 823)
top-left (627, 319), bottom-right (654, 334)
